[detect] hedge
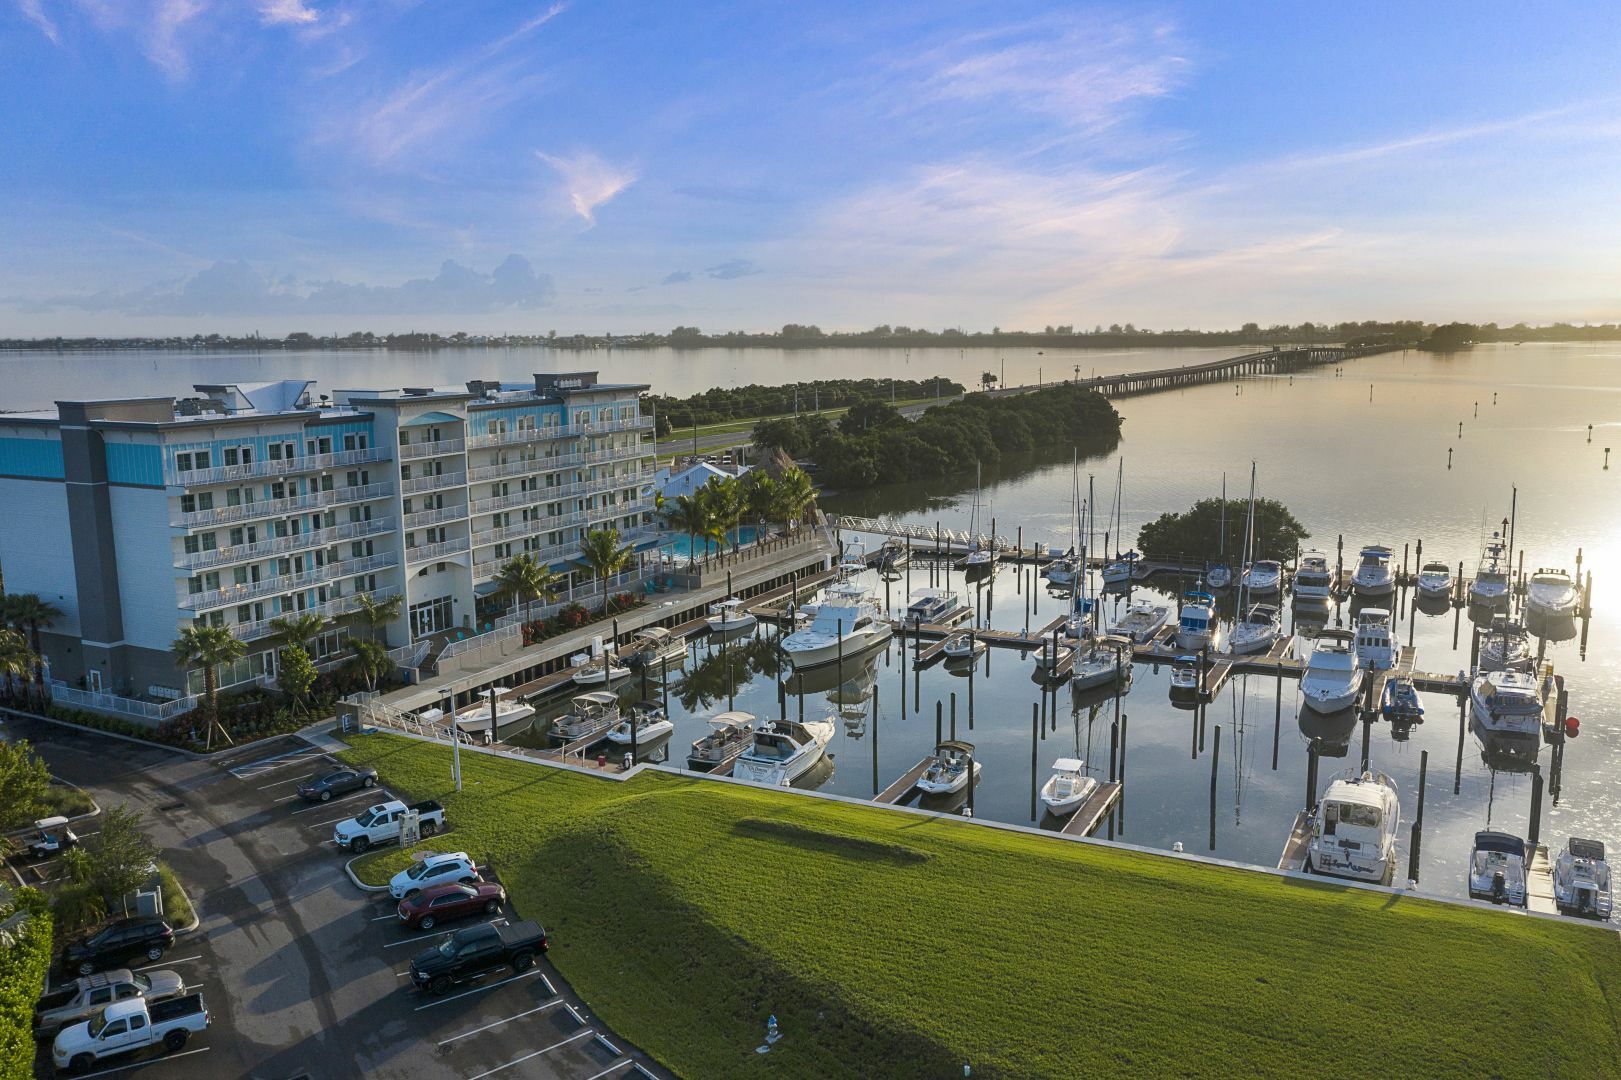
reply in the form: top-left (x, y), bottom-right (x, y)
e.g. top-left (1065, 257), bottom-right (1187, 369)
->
top-left (0, 888), bottom-right (53, 1080)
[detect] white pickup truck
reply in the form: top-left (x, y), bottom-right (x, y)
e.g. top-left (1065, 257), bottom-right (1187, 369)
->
top-left (52, 993), bottom-right (209, 1073)
top-left (332, 799), bottom-right (445, 853)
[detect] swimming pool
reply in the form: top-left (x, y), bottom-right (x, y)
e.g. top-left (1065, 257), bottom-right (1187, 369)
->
top-left (664, 527), bottom-right (760, 558)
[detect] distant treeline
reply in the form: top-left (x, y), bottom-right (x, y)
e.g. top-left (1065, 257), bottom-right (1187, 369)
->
top-left (752, 383), bottom-right (1122, 489)
top-left (11, 318), bottom-right (1621, 353)
top-left (647, 377), bottom-right (964, 433)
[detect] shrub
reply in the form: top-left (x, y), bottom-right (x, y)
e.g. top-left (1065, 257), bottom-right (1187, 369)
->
top-left (0, 890), bottom-right (52, 1080)
top-left (157, 863), bottom-right (193, 929)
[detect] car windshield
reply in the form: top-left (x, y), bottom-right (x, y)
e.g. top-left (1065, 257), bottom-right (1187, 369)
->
top-left (356, 810), bottom-right (379, 827)
top-left (133, 973), bottom-right (151, 992)
top-left (86, 1007), bottom-right (110, 1038)
top-left (436, 937), bottom-right (458, 958)
top-left (407, 861), bottom-right (434, 880)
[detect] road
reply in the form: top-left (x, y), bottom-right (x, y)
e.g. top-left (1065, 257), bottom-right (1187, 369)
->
top-left (11, 716), bottom-right (663, 1080)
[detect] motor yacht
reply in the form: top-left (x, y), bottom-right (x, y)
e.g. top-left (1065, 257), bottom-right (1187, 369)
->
top-left (915, 740), bottom-right (981, 796)
top-left (1110, 599), bottom-right (1171, 643)
top-left (1468, 831), bottom-right (1527, 907)
top-left (1300, 629), bottom-right (1364, 713)
top-left (1353, 608), bottom-right (1398, 671)
top-left (1292, 550), bottom-right (1334, 601)
top-left (1351, 546), bottom-right (1395, 597)
top-left (905, 588), bottom-right (967, 626)
top-left (1241, 560), bottom-right (1284, 595)
top-left (1415, 560), bottom-right (1454, 600)
top-left (1470, 535), bottom-right (1511, 608)
top-left (687, 711), bottom-right (755, 773)
top-left (1230, 603), bottom-right (1282, 655)
top-left (1552, 837), bottom-right (1613, 919)
top-left (781, 580), bottom-right (893, 669)
top-left (1039, 757), bottom-right (1098, 816)
top-left (705, 597), bottom-right (757, 633)
top-left (1175, 591), bottom-right (1225, 651)
top-left (1469, 669), bottom-right (1546, 756)
top-left (731, 718), bottom-right (835, 786)
top-left (1526, 567), bottom-right (1579, 619)
top-left (1306, 770), bottom-right (1400, 883)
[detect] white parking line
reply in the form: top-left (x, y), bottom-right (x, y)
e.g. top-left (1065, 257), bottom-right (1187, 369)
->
top-left (256, 771), bottom-right (318, 790)
top-left (437, 998), bottom-right (563, 1045)
top-left (370, 912), bottom-right (400, 922)
top-left (272, 792), bottom-right (305, 803)
top-left (64, 1046), bottom-right (210, 1078)
top-left (289, 788), bottom-right (384, 816)
top-left (411, 968), bottom-right (542, 1010)
top-left (228, 746), bottom-right (326, 779)
top-left (581, 1061), bottom-right (634, 1080)
top-left (135, 954), bottom-right (202, 971)
top-left (539, 972), bottom-right (556, 995)
top-left (305, 800), bottom-right (394, 830)
top-left (465, 1029), bottom-right (595, 1080)
top-left (383, 918), bottom-right (501, 949)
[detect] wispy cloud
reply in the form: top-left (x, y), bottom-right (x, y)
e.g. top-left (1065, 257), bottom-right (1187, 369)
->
top-left (537, 150), bottom-right (636, 225)
top-left (15, 0), bottom-right (59, 43)
top-left (258, 0), bottom-right (319, 27)
top-left (146, 0), bottom-right (208, 80)
top-left (705, 259), bottom-right (760, 280)
top-left (661, 270), bottom-right (691, 285)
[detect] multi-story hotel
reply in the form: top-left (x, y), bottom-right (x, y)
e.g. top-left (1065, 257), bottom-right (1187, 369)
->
top-left (0, 371), bottom-right (655, 703)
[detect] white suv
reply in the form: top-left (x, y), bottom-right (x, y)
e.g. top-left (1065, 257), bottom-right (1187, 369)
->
top-left (389, 852), bottom-right (478, 899)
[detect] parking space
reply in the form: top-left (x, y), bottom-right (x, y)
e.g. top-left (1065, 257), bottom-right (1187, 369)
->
top-left (11, 717), bottom-right (663, 1080)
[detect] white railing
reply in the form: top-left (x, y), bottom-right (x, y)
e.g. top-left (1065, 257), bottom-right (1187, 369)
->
top-left (468, 473), bottom-right (637, 516)
top-left (181, 552), bottom-right (399, 611)
top-left (405, 537), bottom-right (471, 563)
top-left (399, 471), bottom-right (467, 495)
top-left (167, 446), bottom-right (391, 487)
top-left (173, 517), bottom-right (395, 571)
top-left (173, 481), bottom-right (394, 528)
top-left (402, 504), bottom-right (466, 529)
top-left (397, 438), bottom-right (465, 460)
top-left (388, 639), bottom-right (433, 671)
top-left (346, 692), bottom-right (472, 744)
top-left (228, 584), bottom-right (402, 642)
top-left (49, 675), bottom-right (273, 724)
top-left (466, 443), bottom-right (641, 482)
top-left (831, 514), bottom-right (1013, 552)
top-left (465, 416), bottom-right (652, 449)
top-left (470, 526), bottom-right (659, 572)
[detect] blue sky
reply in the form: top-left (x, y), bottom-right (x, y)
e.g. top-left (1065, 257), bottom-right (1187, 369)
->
top-left (4, 1), bottom-right (1621, 334)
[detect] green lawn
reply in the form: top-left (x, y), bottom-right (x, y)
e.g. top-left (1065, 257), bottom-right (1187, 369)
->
top-left (341, 734), bottom-right (1621, 1079)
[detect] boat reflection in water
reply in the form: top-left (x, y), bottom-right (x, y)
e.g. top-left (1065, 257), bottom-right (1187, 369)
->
top-left (1298, 705), bottom-right (1358, 758)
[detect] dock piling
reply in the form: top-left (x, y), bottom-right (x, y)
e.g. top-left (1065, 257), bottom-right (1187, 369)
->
top-left (1209, 724), bottom-right (1221, 851)
top-left (1408, 749), bottom-right (1428, 885)
top-left (1529, 766), bottom-right (1544, 848)
top-left (1453, 694), bottom-right (1465, 794)
top-left (1272, 670), bottom-right (1282, 770)
top-left (1109, 720), bottom-right (1118, 782)
top-left (949, 692), bottom-right (957, 740)
top-left (1030, 705), bottom-right (1039, 820)
top-left (936, 701), bottom-right (942, 746)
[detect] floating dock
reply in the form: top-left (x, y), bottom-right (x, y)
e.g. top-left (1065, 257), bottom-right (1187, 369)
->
top-left (1057, 781), bottom-right (1123, 837)
top-left (874, 756), bottom-right (937, 805)
top-left (1526, 844), bottom-right (1558, 915)
top-left (1278, 811), bottom-right (1313, 872)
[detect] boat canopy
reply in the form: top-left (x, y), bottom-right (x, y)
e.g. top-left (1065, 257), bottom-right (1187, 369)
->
top-left (632, 626), bottom-right (672, 643)
top-left (710, 710), bottom-right (755, 728)
top-left (1051, 757), bottom-right (1085, 773)
top-left (478, 687), bottom-right (513, 700)
top-left (1184, 591), bottom-right (1213, 603)
top-left (1174, 654), bottom-right (1199, 664)
top-left (572, 690), bottom-right (620, 708)
top-left (1569, 837), bottom-right (1606, 861)
top-left (1360, 546), bottom-right (1392, 558)
top-left (938, 739), bottom-right (976, 755)
top-left (1474, 831), bottom-right (1527, 858)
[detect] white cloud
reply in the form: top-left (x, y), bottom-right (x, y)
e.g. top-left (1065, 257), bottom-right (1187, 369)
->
top-left (258, 0), bottom-right (318, 26)
top-left (15, 0), bottom-right (59, 43)
top-left (145, 0), bottom-right (208, 80)
top-left (537, 150), bottom-right (636, 225)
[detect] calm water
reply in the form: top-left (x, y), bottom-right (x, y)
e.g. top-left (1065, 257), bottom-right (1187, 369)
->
top-left (11, 342), bottom-right (1620, 899)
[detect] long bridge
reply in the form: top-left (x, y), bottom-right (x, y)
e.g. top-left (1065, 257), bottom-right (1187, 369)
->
top-left (996, 343), bottom-right (1395, 400)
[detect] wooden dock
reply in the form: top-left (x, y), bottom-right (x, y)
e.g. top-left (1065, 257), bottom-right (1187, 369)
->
top-left (1365, 645), bottom-right (1419, 707)
top-left (1057, 781), bottom-right (1123, 836)
top-left (874, 755), bottom-right (936, 805)
top-left (1526, 844), bottom-right (1558, 915)
top-left (1278, 810), bottom-right (1314, 872)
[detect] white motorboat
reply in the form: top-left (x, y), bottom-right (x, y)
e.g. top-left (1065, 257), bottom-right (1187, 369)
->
top-left (1526, 567), bottom-right (1579, 619)
top-left (433, 688), bottom-right (535, 742)
top-left (604, 701), bottom-right (674, 746)
top-left (705, 597), bottom-right (757, 633)
top-left (1479, 618), bottom-right (1533, 673)
top-left (905, 588), bottom-right (966, 626)
top-left (1033, 635), bottom-right (1073, 674)
top-left (1300, 629), bottom-right (1364, 713)
top-left (1292, 550), bottom-right (1334, 601)
top-left (781, 580), bottom-right (893, 669)
top-left (916, 740), bottom-right (981, 795)
top-left (1351, 545), bottom-right (1395, 597)
top-left (1416, 560), bottom-right (1454, 600)
top-left (1039, 757), bottom-right (1098, 816)
top-left (1230, 603), bottom-right (1282, 655)
top-left (1353, 608), bottom-right (1398, 671)
top-left (1241, 560), bottom-right (1283, 595)
top-left (731, 718), bottom-right (835, 786)
top-left (687, 711), bottom-right (755, 772)
top-left (1175, 591), bottom-right (1225, 652)
top-left (1072, 635), bottom-right (1129, 691)
top-left (1111, 598), bottom-right (1171, 643)
top-left (550, 691), bottom-right (622, 743)
top-left (1468, 831), bottom-right (1528, 907)
top-left (940, 630), bottom-right (985, 661)
top-left (1552, 837), bottom-right (1614, 920)
top-left (1306, 770), bottom-right (1400, 883)
top-left (1169, 654), bottom-right (1201, 694)
top-left (572, 650), bottom-right (630, 686)
top-left (623, 626), bottom-right (688, 668)
top-left (1470, 534), bottom-right (1511, 608)
top-left (1469, 669), bottom-right (1546, 756)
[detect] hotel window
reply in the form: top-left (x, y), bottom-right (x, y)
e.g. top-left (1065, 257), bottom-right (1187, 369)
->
top-left (517, 415), bottom-right (536, 431)
top-left (306, 436), bottom-right (333, 456)
top-left (223, 446), bottom-right (252, 467)
top-left (489, 418), bottom-right (508, 435)
top-left (343, 432), bottom-right (368, 451)
top-left (176, 452), bottom-right (194, 473)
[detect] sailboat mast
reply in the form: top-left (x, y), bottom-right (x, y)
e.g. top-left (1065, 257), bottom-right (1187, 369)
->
top-left (1240, 462), bottom-right (1257, 610)
top-left (1219, 472), bottom-right (1226, 562)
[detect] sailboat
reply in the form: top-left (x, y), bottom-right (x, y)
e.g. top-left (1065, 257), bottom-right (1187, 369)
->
top-left (1206, 473), bottom-right (1233, 589)
top-left (1044, 452), bottom-right (1082, 588)
top-left (1230, 463), bottom-right (1281, 655)
top-left (1101, 459), bottom-right (1139, 585)
top-left (1066, 475), bottom-right (1127, 689)
top-left (957, 461), bottom-right (997, 573)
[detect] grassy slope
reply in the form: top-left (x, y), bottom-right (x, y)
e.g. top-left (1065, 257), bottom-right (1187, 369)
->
top-left (343, 735), bottom-right (1621, 1079)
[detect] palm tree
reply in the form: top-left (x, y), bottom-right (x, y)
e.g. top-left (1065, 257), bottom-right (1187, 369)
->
top-left (772, 465), bottom-right (817, 533)
top-left (268, 612), bottom-right (328, 655)
top-left (352, 592), bottom-right (403, 644)
top-left (0, 628), bottom-right (35, 702)
top-left (493, 553), bottom-right (562, 626)
top-left (171, 625), bottom-right (245, 750)
top-left (742, 472), bottom-right (776, 544)
top-left (661, 493), bottom-right (709, 562)
top-left (578, 528), bottom-right (634, 612)
top-left (4, 593), bottom-right (60, 698)
top-left (346, 639), bottom-right (391, 693)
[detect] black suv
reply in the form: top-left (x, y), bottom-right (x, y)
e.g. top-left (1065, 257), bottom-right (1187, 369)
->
top-left (62, 918), bottom-right (175, 976)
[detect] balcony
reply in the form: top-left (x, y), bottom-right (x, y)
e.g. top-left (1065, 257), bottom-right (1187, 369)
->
top-left (471, 526), bottom-right (660, 572)
top-left (172, 481), bottom-right (395, 529)
top-left (182, 552), bottom-right (399, 611)
top-left (402, 503), bottom-right (467, 530)
top-left (228, 584), bottom-right (403, 642)
top-left (174, 516), bottom-right (395, 571)
top-left (465, 442), bottom-right (644, 482)
top-left (397, 438), bottom-right (465, 461)
top-left (464, 416), bottom-right (652, 450)
top-left (166, 445), bottom-right (392, 487)
top-left (467, 473), bottom-right (639, 516)
top-left (399, 470), bottom-right (467, 495)
top-left (405, 536), bottom-right (471, 564)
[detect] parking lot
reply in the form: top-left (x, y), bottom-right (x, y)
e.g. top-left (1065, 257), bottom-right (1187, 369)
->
top-left (10, 716), bottom-right (663, 1080)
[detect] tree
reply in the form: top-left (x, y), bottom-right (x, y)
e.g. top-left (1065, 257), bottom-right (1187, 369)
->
top-left (278, 644), bottom-right (318, 713)
top-left (838, 400), bottom-right (901, 435)
top-left (771, 466), bottom-right (817, 532)
top-left (0, 627), bottom-right (34, 701)
top-left (3, 594), bottom-right (59, 699)
top-left (346, 639), bottom-right (391, 693)
top-left (267, 612), bottom-right (327, 654)
top-left (65, 805), bottom-right (159, 915)
top-left (493, 553), bottom-right (562, 626)
top-left (352, 592), bottom-right (402, 644)
top-left (741, 472), bottom-right (776, 542)
top-left (172, 625), bottom-right (245, 750)
top-left (1136, 496), bottom-right (1309, 562)
top-left (698, 476), bottom-right (744, 551)
top-left (578, 528), bottom-right (634, 612)
top-left (0, 739), bottom-right (50, 835)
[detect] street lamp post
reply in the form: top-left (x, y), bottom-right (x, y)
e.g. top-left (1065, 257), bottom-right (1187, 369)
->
top-left (438, 685), bottom-right (461, 791)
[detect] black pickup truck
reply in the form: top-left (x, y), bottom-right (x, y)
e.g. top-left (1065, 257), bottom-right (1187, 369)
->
top-left (409, 920), bottom-right (547, 995)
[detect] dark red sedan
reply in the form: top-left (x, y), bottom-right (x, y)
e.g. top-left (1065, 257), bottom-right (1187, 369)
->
top-left (396, 880), bottom-right (506, 930)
